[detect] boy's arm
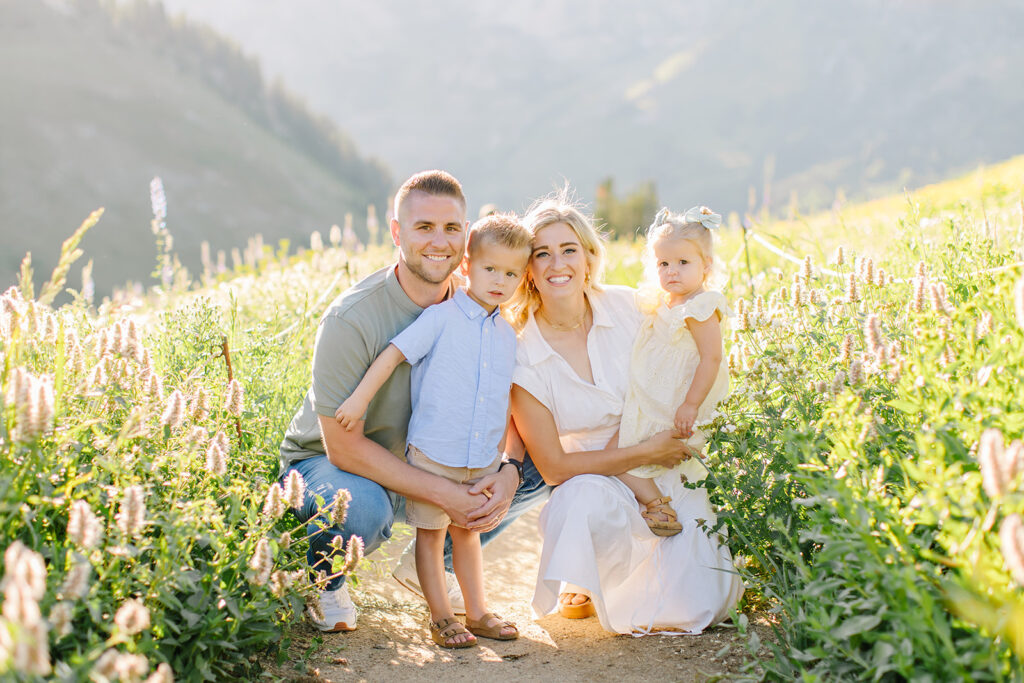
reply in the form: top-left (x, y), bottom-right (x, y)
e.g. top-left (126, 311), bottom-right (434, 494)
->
top-left (319, 415), bottom-right (496, 529)
top-left (676, 315), bottom-right (723, 436)
top-left (335, 344), bottom-right (406, 430)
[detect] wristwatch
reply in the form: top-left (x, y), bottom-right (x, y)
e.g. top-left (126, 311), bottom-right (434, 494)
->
top-left (500, 457), bottom-right (524, 487)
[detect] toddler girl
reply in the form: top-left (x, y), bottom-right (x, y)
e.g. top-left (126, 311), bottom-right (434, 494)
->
top-left (617, 206), bottom-right (732, 537)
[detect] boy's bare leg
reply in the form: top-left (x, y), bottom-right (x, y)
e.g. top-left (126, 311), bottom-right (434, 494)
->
top-left (449, 525), bottom-right (515, 637)
top-left (416, 527), bottom-right (474, 645)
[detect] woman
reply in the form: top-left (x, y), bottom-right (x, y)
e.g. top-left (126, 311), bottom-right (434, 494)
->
top-left (507, 196), bottom-right (743, 635)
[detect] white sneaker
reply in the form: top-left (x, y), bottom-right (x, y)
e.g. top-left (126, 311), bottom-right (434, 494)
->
top-left (391, 541), bottom-right (466, 615)
top-left (309, 584), bottom-right (357, 632)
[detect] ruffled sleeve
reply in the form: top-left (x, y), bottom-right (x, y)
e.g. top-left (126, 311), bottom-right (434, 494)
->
top-left (680, 291), bottom-right (733, 322)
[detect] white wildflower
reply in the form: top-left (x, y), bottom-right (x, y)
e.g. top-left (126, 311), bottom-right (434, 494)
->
top-left (160, 390), bottom-right (185, 429)
top-left (283, 470), bottom-right (306, 510)
top-left (262, 483), bottom-right (285, 520)
top-left (249, 539), bottom-right (272, 586)
top-left (331, 489), bottom-right (351, 527)
top-left (224, 379), bottom-right (243, 417)
top-left (49, 601), bottom-right (74, 638)
top-left (116, 486), bottom-right (146, 536)
top-left (205, 440), bottom-right (226, 477)
top-left (4, 541), bottom-right (46, 600)
top-left (116, 653), bottom-right (150, 682)
top-left (2, 578), bottom-right (42, 629)
top-left (61, 556), bottom-right (91, 600)
top-left (68, 500), bottom-right (102, 549)
top-left (144, 662), bottom-right (174, 683)
top-left (845, 273), bottom-right (859, 303)
top-left (114, 598), bottom-right (151, 635)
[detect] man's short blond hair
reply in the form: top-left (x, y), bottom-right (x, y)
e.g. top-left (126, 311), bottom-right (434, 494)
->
top-left (467, 212), bottom-right (531, 258)
top-left (393, 170), bottom-right (466, 218)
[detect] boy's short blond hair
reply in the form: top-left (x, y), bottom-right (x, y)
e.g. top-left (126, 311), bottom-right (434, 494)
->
top-left (467, 212), bottom-right (531, 258)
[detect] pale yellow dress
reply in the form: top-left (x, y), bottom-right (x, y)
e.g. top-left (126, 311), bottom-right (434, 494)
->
top-left (619, 290), bottom-right (732, 483)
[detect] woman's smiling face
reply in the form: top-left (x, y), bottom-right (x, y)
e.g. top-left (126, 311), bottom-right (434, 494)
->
top-left (529, 221), bottom-right (588, 302)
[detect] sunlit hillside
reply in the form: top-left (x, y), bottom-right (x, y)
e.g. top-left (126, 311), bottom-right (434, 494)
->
top-left (0, 0), bottom-right (390, 298)
top-left (2, 157), bottom-right (1023, 679)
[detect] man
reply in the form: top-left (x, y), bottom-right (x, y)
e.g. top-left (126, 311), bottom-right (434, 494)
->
top-left (279, 170), bottom-right (549, 631)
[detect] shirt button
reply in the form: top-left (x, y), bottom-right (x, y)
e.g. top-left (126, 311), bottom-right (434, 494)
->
top-left (479, 397), bottom-right (484, 403)
top-left (483, 362), bottom-right (488, 368)
top-left (474, 432), bottom-right (479, 438)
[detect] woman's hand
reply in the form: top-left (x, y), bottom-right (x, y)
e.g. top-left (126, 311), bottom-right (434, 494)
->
top-left (643, 429), bottom-right (696, 469)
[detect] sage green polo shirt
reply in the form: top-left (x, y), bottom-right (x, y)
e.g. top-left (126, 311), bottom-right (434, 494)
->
top-left (280, 264), bottom-right (442, 471)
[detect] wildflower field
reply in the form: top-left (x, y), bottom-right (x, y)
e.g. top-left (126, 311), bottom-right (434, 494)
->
top-left (3, 158), bottom-right (1024, 681)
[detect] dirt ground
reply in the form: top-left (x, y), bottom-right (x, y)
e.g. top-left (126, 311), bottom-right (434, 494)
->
top-left (268, 508), bottom-right (769, 682)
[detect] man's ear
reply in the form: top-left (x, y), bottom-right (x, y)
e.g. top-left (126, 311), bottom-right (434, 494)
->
top-left (390, 217), bottom-right (401, 246)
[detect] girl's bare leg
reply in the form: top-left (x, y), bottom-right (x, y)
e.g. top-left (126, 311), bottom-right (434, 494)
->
top-left (617, 472), bottom-right (662, 504)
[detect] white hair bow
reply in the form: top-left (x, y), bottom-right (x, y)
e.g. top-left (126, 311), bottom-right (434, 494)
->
top-left (682, 206), bottom-right (722, 230)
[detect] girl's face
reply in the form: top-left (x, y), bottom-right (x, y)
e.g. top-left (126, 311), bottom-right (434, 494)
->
top-left (653, 237), bottom-right (709, 303)
top-left (529, 221), bottom-right (589, 304)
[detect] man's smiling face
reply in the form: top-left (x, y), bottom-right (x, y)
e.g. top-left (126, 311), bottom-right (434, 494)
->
top-left (393, 190), bottom-right (467, 285)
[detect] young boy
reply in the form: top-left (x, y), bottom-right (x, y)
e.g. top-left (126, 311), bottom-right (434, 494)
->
top-left (335, 213), bottom-right (531, 648)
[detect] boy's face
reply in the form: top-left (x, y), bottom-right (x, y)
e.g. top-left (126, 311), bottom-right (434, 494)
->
top-left (462, 242), bottom-right (530, 312)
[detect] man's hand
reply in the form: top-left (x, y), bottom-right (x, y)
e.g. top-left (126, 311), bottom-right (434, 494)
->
top-left (674, 402), bottom-right (699, 439)
top-left (437, 479), bottom-right (494, 528)
top-left (463, 463), bottom-right (519, 532)
top-left (334, 396), bottom-right (368, 431)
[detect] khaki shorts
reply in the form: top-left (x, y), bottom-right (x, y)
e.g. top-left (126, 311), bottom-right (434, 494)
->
top-left (405, 444), bottom-right (502, 530)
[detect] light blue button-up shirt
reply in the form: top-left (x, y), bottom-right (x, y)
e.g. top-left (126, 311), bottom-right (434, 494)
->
top-left (391, 288), bottom-right (516, 468)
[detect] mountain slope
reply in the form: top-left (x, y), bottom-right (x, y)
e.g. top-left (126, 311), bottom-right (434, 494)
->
top-left (158, 0), bottom-right (1024, 214)
top-left (0, 0), bottom-right (390, 296)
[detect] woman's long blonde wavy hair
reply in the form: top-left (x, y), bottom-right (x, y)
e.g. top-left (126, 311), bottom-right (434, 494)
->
top-left (505, 191), bottom-right (607, 330)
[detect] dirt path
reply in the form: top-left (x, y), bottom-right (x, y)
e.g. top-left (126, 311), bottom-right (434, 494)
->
top-left (273, 509), bottom-right (766, 682)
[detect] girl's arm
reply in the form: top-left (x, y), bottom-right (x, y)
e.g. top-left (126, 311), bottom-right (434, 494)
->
top-left (335, 344), bottom-right (407, 430)
top-left (675, 314), bottom-right (723, 437)
top-left (510, 385), bottom-right (693, 486)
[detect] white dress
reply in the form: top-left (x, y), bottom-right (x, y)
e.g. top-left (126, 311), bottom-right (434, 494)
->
top-left (513, 286), bottom-right (743, 635)
top-left (619, 290), bottom-right (733, 480)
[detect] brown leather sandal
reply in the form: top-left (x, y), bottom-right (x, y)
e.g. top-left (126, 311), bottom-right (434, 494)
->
top-left (429, 617), bottom-right (477, 649)
top-left (466, 612), bottom-right (519, 640)
top-left (641, 496), bottom-right (683, 537)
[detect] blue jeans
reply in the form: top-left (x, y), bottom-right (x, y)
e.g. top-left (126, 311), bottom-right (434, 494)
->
top-left (284, 454), bottom-right (550, 590)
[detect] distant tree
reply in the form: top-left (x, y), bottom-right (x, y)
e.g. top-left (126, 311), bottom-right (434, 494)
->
top-left (594, 178), bottom-right (659, 241)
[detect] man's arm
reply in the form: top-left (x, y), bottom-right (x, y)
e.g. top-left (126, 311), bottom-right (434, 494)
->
top-left (319, 415), bottom-right (492, 528)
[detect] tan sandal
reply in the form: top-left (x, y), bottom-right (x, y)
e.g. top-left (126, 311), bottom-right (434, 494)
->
top-left (641, 496), bottom-right (682, 537)
top-left (429, 617), bottom-right (477, 649)
top-left (557, 593), bottom-right (596, 619)
top-left (466, 612), bottom-right (519, 640)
